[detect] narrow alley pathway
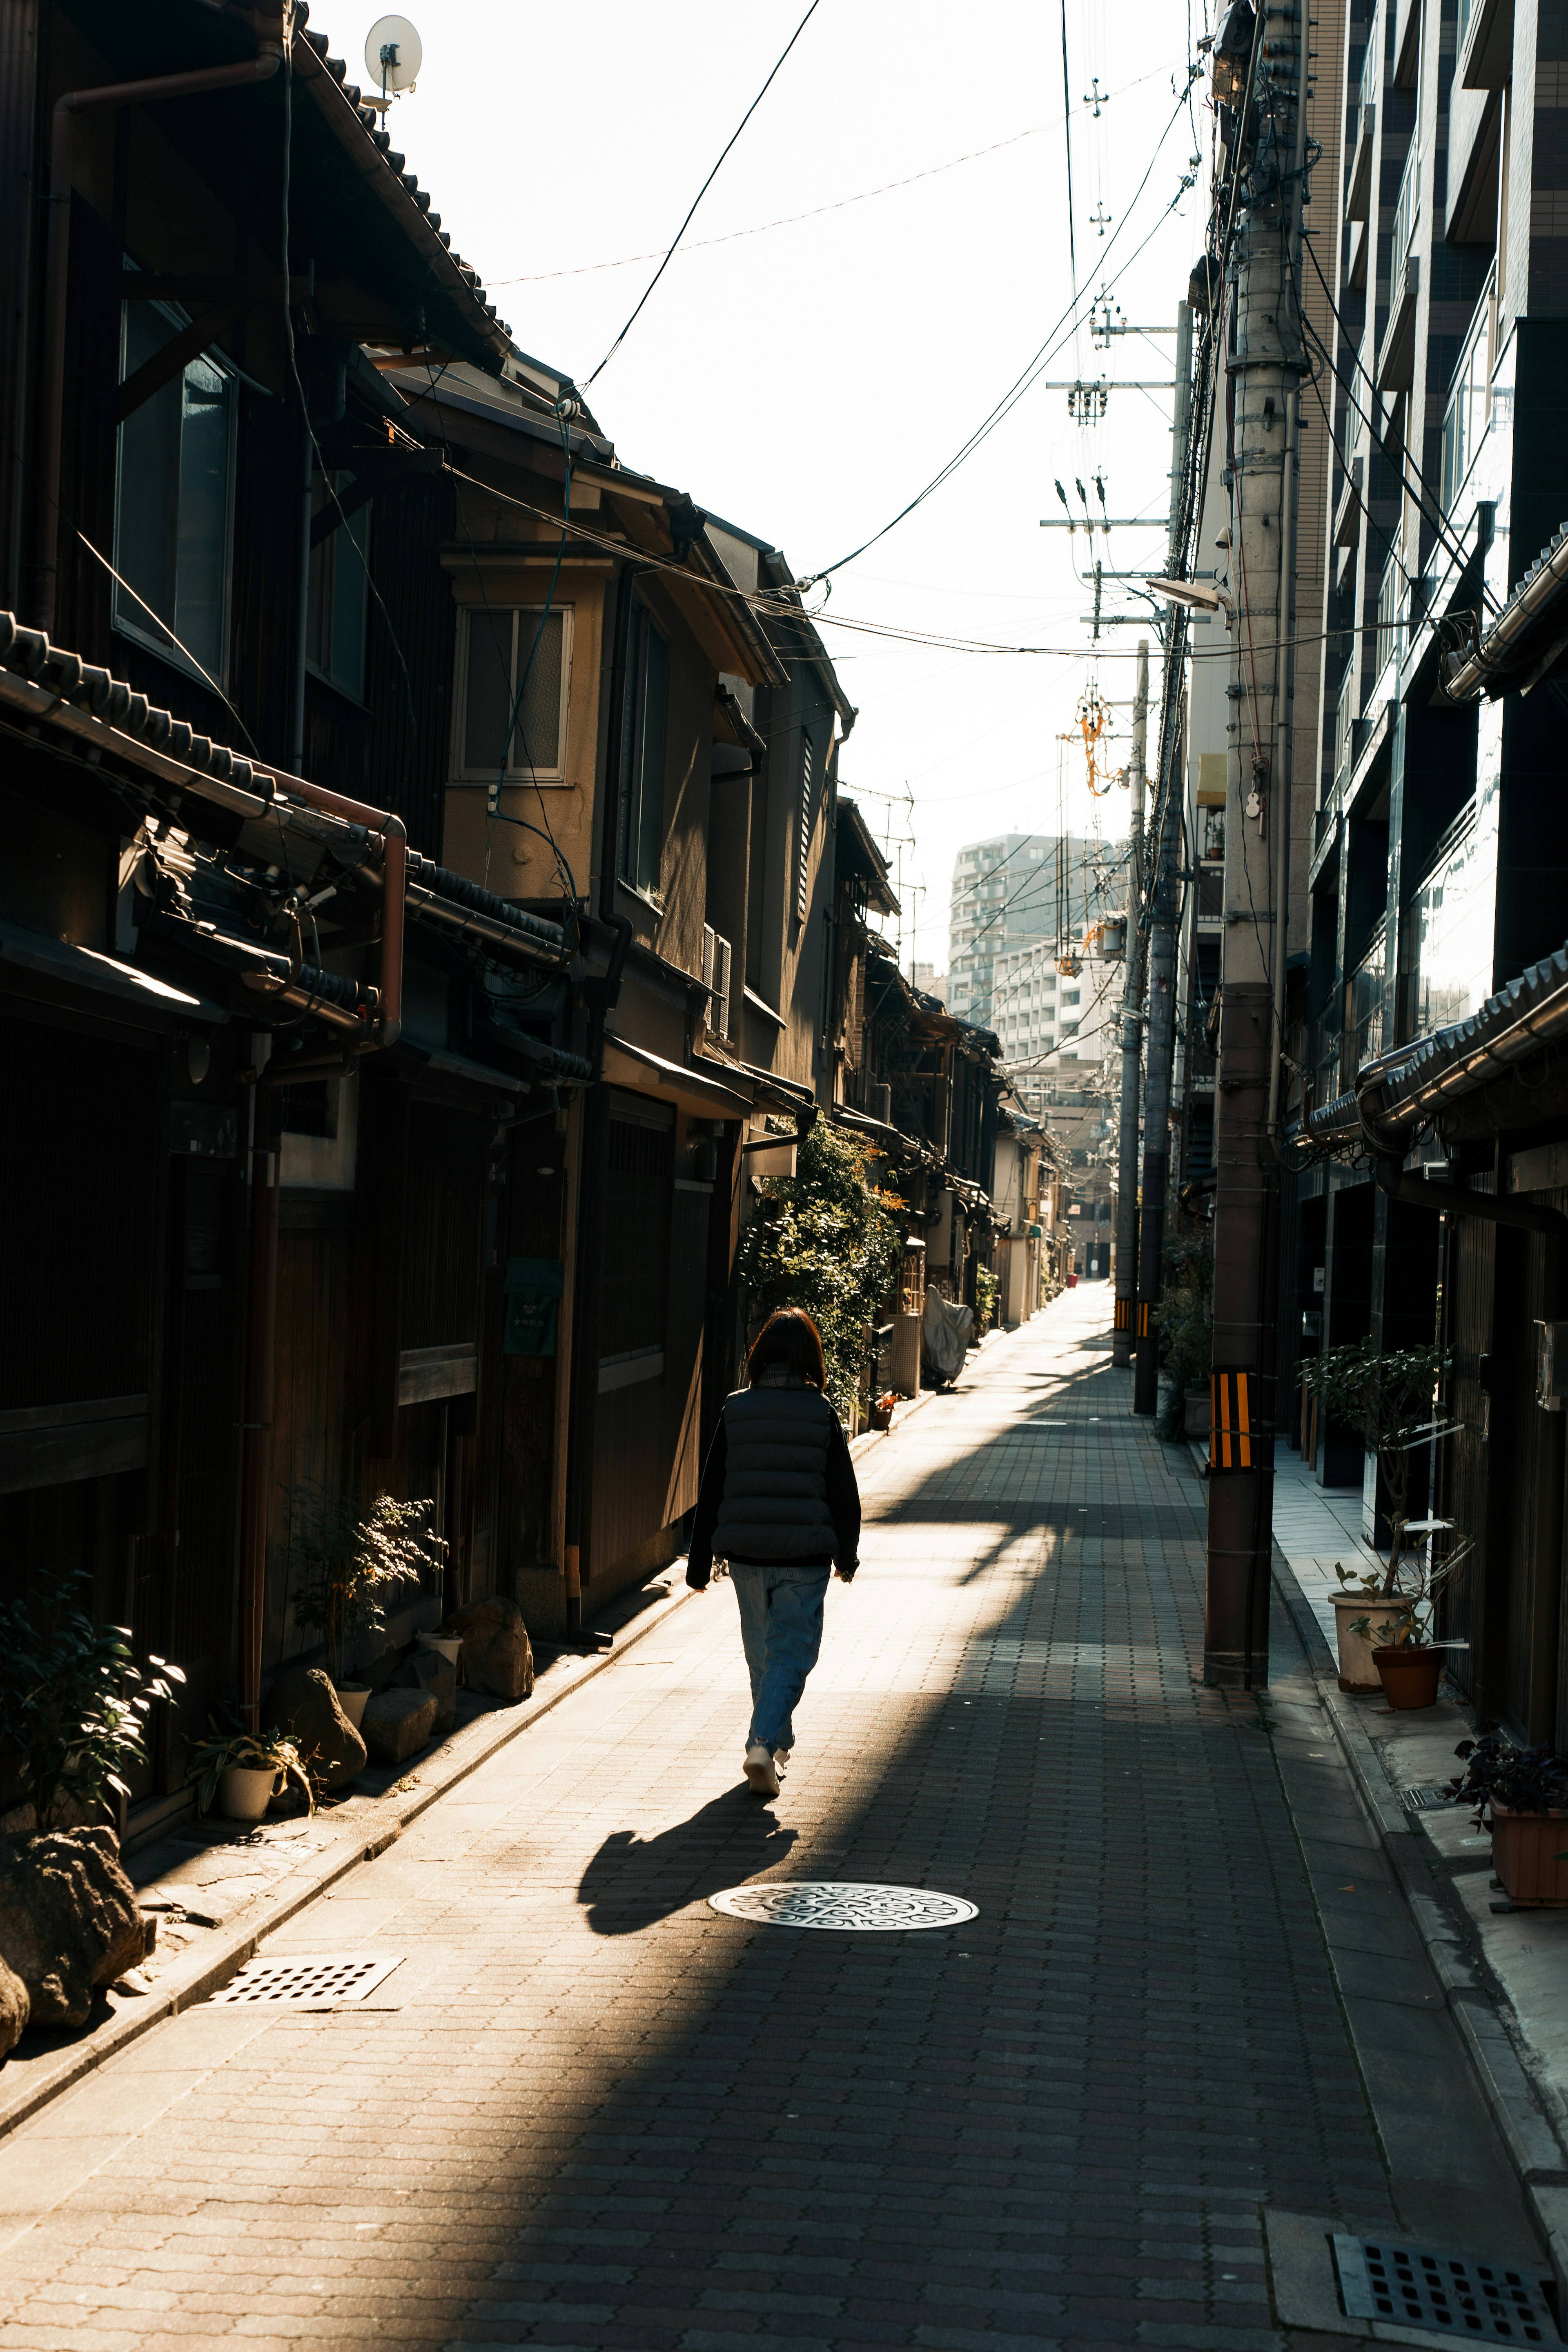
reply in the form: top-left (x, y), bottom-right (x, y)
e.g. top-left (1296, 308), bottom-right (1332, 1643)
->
top-left (0, 1287), bottom-right (1547, 2350)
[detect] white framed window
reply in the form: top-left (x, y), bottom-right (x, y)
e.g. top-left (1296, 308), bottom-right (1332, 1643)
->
top-left (454, 604), bottom-right (572, 784)
top-left (113, 294), bottom-right (238, 687)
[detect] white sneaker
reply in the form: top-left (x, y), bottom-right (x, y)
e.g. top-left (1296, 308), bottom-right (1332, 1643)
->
top-left (744, 1743), bottom-right (780, 1798)
top-left (773, 1748), bottom-right (791, 1777)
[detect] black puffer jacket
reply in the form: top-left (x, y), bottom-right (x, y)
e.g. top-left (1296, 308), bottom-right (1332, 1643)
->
top-left (685, 1374), bottom-right (861, 1588)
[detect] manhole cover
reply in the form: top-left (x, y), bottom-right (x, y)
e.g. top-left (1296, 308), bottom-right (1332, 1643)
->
top-left (1402, 1784), bottom-right (1457, 1814)
top-left (212, 1954), bottom-right (403, 2006)
top-left (1333, 2234), bottom-right (1560, 2342)
top-left (709, 1883), bottom-right (978, 1931)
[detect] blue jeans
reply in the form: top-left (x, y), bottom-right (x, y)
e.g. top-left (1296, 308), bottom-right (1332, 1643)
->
top-left (730, 1562), bottom-right (831, 1752)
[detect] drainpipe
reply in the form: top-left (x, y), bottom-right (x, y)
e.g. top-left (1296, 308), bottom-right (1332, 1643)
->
top-left (561, 567), bottom-right (638, 1635)
top-left (30, 48), bottom-right (283, 635)
top-left (238, 1044), bottom-right (281, 1728)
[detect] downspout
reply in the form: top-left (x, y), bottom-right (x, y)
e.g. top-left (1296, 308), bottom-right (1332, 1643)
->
top-left (561, 566), bottom-right (637, 1635)
top-left (30, 48), bottom-right (283, 635)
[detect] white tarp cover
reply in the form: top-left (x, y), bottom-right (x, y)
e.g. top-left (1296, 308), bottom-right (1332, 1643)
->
top-left (922, 1287), bottom-right (973, 1382)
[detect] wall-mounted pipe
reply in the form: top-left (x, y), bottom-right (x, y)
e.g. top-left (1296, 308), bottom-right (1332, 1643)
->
top-left (31, 49), bottom-right (283, 634)
top-left (1374, 1160), bottom-right (1568, 1240)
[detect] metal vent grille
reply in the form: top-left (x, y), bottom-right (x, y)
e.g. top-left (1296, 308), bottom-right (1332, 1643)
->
top-left (1333, 2234), bottom-right (1560, 2342)
top-left (1402, 1784), bottom-right (1458, 1814)
top-left (212, 1954), bottom-right (402, 2007)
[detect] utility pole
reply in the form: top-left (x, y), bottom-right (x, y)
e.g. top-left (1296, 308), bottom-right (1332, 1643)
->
top-left (1111, 637), bottom-right (1148, 1368)
top-left (1204, 0), bottom-right (1309, 1687)
top-left (1131, 298), bottom-right (1195, 1416)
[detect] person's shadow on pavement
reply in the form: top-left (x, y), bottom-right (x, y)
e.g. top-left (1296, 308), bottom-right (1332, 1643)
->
top-left (577, 1788), bottom-right (799, 1934)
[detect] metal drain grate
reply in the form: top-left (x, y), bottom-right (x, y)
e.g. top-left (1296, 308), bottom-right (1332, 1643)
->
top-left (709, 1882), bottom-right (978, 1931)
top-left (212, 1954), bottom-right (403, 2007)
top-left (1402, 1784), bottom-right (1459, 1814)
top-left (1333, 2234), bottom-right (1560, 2342)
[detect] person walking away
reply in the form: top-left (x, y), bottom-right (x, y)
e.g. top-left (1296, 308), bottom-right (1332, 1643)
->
top-left (685, 1308), bottom-right (861, 1798)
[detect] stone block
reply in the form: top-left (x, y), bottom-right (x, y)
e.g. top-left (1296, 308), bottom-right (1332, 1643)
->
top-left (265, 1662), bottom-right (367, 1792)
top-left (360, 1688), bottom-right (437, 1766)
top-left (396, 1645), bottom-right (457, 1735)
top-left (0, 1826), bottom-right (145, 2030)
top-left (441, 1594), bottom-right (535, 1702)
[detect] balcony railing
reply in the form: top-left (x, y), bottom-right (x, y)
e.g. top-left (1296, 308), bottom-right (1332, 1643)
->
top-left (1346, 920), bottom-right (1387, 1077)
top-left (1356, 11), bottom-right (1381, 142)
top-left (1391, 141), bottom-right (1421, 274)
top-left (1440, 269), bottom-right (1495, 517)
top-left (1397, 799), bottom-right (1483, 1039)
top-left (1332, 674), bottom-right (1356, 796)
top-left (1374, 554), bottom-right (1404, 684)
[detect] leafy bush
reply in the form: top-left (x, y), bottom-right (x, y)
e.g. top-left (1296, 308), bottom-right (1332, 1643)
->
top-left (974, 1266), bottom-right (1000, 1338)
top-left (291, 1489), bottom-right (446, 1686)
top-left (1298, 1339), bottom-right (1444, 1587)
top-left (186, 1722), bottom-right (316, 1816)
top-left (1154, 1227), bottom-right (1213, 1440)
top-left (1446, 1730), bottom-right (1568, 1824)
top-left (736, 1120), bottom-right (904, 1421)
top-left (0, 1575), bottom-right (183, 1833)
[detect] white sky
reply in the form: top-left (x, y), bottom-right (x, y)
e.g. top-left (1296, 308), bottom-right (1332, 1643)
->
top-left (336, 0), bottom-right (1215, 968)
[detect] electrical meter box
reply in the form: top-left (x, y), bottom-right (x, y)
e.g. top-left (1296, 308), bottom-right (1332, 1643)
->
top-left (1535, 1321), bottom-right (1568, 1410)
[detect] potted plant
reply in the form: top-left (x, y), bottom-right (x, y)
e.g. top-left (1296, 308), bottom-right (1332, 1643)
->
top-left (290, 1486), bottom-right (447, 1701)
top-left (1297, 1339), bottom-right (1446, 1684)
top-left (869, 1390), bottom-right (897, 1432)
top-left (1327, 1561), bottom-right (1399, 1693)
top-left (0, 1574), bottom-right (184, 1832)
top-left (1446, 1732), bottom-right (1568, 1906)
top-left (186, 1724), bottom-right (316, 1822)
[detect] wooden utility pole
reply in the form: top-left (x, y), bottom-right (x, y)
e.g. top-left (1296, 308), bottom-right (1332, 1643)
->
top-left (1131, 300), bottom-right (1195, 1417)
top-left (1203, 0), bottom-right (1308, 1686)
top-left (1111, 638), bottom-right (1148, 1368)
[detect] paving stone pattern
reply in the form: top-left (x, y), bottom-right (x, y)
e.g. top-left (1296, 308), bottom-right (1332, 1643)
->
top-left (0, 1291), bottom-right (1446, 2349)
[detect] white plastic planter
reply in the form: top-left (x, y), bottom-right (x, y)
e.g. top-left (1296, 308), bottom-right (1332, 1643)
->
top-left (1331, 1592), bottom-right (1404, 1693)
top-left (219, 1764), bottom-right (278, 1822)
top-left (335, 1687), bottom-right (371, 1729)
top-left (418, 1636), bottom-right (461, 1666)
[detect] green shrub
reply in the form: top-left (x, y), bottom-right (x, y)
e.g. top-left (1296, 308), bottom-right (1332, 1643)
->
top-left (737, 1120), bottom-right (903, 1421)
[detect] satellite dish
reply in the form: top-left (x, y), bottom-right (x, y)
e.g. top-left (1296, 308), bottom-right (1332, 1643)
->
top-left (364, 14), bottom-right (422, 101)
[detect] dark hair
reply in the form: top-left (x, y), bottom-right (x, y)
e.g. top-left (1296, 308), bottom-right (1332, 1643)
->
top-left (746, 1308), bottom-right (826, 1390)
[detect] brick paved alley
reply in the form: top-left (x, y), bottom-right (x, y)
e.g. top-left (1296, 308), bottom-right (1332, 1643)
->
top-left (0, 1285), bottom-right (1547, 2351)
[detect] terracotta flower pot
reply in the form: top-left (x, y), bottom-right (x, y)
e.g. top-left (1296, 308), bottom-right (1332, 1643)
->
top-left (869, 1403), bottom-right (893, 1431)
top-left (1331, 1593), bottom-right (1392, 1693)
top-left (1372, 1645), bottom-right (1443, 1710)
top-left (1490, 1803), bottom-right (1568, 1906)
top-left (219, 1764), bottom-right (278, 1821)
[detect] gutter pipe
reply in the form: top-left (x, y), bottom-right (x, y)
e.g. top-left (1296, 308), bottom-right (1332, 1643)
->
top-left (1443, 520), bottom-right (1568, 703)
top-left (31, 49), bottom-right (283, 635)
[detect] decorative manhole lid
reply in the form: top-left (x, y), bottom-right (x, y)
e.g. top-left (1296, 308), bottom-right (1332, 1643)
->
top-left (1332, 2234), bottom-right (1561, 2343)
top-left (709, 1882), bottom-right (978, 1932)
top-left (212, 1953), bottom-right (403, 2006)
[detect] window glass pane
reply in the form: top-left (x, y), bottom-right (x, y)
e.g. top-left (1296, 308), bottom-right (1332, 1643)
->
top-left (173, 356), bottom-right (232, 680)
top-left (463, 606), bottom-right (514, 773)
top-left (114, 306), bottom-right (180, 640)
top-left (636, 621), bottom-right (668, 892)
top-left (510, 609), bottom-right (564, 773)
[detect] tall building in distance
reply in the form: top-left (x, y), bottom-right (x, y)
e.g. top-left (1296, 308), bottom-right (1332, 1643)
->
top-left (947, 831), bottom-right (1127, 1253)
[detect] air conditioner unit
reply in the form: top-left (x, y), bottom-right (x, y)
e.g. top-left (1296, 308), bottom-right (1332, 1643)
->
top-left (702, 924), bottom-right (732, 1042)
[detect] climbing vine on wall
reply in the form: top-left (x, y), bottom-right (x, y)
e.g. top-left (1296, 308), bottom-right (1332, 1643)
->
top-left (737, 1121), bottom-right (904, 1421)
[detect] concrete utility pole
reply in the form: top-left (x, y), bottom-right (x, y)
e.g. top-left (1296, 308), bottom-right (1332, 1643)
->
top-left (1203, 0), bottom-right (1309, 1687)
top-left (1131, 299), bottom-right (1195, 1416)
top-left (1111, 637), bottom-right (1148, 1368)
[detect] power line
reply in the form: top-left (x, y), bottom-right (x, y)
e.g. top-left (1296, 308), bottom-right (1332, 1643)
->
top-left (586, 0), bottom-right (824, 385)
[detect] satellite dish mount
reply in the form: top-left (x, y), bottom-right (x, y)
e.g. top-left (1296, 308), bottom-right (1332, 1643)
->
top-left (364, 14), bottom-right (423, 118)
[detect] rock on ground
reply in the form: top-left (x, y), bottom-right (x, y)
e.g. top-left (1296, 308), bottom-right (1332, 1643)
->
top-left (360, 1688), bottom-right (437, 1766)
top-left (0, 1827), bottom-right (145, 2030)
top-left (396, 1646), bottom-right (456, 1735)
top-left (441, 1595), bottom-right (534, 1701)
top-left (0, 1953), bottom-right (27, 2057)
top-left (266, 1662), bottom-right (367, 1791)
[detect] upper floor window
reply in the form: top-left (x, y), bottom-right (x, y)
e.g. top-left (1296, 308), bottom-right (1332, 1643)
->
top-left (307, 476), bottom-right (370, 699)
top-left (617, 600), bottom-right (669, 896)
top-left (455, 604), bottom-right (571, 784)
top-left (113, 297), bottom-right (237, 687)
